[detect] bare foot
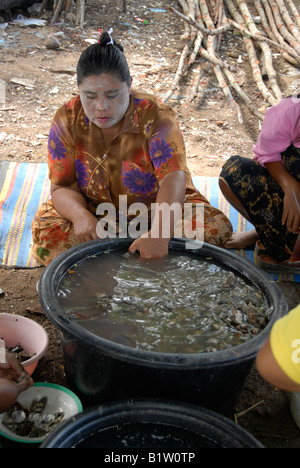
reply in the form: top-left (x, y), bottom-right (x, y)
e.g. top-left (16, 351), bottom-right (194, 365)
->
top-left (224, 229), bottom-right (259, 249)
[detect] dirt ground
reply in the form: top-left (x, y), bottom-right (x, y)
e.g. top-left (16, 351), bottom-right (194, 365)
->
top-left (1, 0), bottom-right (300, 448)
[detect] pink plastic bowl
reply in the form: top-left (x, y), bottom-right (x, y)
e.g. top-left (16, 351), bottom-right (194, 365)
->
top-left (0, 313), bottom-right (49, 375)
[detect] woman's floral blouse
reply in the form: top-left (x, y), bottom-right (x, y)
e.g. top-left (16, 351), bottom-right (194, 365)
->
top-left (47, 90), bottom-right (205, 215)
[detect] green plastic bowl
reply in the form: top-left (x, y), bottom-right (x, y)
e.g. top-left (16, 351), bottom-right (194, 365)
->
top-left (0, 382), bottom-right (83, 444)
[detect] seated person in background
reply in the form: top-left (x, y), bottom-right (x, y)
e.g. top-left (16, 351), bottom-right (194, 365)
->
top-left (219, 95), bottom-right (300, 273)
top-left (31, 30), bottom-right (232, 266)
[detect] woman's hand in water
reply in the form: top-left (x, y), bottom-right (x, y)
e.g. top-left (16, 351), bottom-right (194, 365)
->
top-left (128, 234), bottom-right (170, 259)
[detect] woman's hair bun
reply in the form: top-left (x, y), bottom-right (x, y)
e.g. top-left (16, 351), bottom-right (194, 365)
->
top-left (77, 29), bottom-right (130, 86)
top-left (99, 31), bottom-right (124, 52)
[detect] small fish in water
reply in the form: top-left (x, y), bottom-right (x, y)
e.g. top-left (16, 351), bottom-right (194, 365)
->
top-left (57, 251), bottom-right (270, 354)
top-left (222, 271), bottom-right (236, 287)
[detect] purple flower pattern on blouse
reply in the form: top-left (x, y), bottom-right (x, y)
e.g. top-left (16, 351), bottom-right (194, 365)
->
top-left (149, 138), bottom-right (173, 169)
top-left (48, 126), bottom-right (66, 161)
top-left (75, 159), bottom-right (89, 188)
top-left (123, 168), bottom-right (156, 195)
top-left (134, 97), bottom-right (144, 106)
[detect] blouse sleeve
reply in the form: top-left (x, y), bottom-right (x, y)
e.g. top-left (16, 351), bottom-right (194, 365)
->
top-left (148, 107), bottom-right (187, 181)
top-left (253, 98), bottom-right (300, 167)
top-left (47, 100), bottom-right (78, 188)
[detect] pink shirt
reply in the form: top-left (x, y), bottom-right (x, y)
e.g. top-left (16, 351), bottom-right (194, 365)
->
top-left (253, 97), bottom-right (300, 166)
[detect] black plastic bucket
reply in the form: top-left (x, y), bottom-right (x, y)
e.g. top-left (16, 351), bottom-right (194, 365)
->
top-left (41, 399), bottom-right (263, 448)
top-left (38, 238), bottom-right (288, 414)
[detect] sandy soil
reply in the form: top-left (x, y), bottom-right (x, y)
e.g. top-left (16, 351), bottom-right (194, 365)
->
top-left (1, 0), bottom-right (300, 448)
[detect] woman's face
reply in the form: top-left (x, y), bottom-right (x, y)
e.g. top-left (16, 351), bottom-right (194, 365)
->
top-left (79, 73), bottom-right (131, 129)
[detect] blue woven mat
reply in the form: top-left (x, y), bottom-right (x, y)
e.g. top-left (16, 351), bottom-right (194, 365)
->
top-left (0, 161), bottom-right (49, 267)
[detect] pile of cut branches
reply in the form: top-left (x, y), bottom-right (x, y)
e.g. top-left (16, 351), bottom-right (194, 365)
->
top-left (37, 0), bottom-right (128, 27)
top-left (38, 0), bottom-right (85, 27)
top-left (168, 0), bottom-right (300, 122)
top-left (39, 0), bottom-right (85, 28)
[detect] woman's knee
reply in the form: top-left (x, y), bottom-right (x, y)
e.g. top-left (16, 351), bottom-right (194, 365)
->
top-left (204, 209), bottom-right (233, 247)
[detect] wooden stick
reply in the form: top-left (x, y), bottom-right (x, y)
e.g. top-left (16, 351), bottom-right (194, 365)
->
top-left (177, 0), bottom-right (191, 38)
top-left (207, 0), bottom-right (217, 21)
top-left (51, 0), bottom-right (63, 23)
top-left (199, 0), bottom-right (243, 123)
top-left (163, 42), bottom-right (191, 102)
top-left (202, 1), bottom-right (265, 120)
top-left (227, 17), bottom-right (300, 58)
top-left (223, 67), bottom-right (265, 119)
top-left (254, 0), bottom-right (277, 42)
top-left (235, 400), bottom-right (265, 420)
top-left (187, 0), bottom-right (206, 101)
top-left (199, 1), bottom-right (264, 119)
top-left (232, 20), bottom-right (278, 105)
top-left (77, 0), bottom-right (85, 28)
top-left (214, 64), bottom-right (244, 122)
top-left (275, 0), bottom-right (300, 42)
top-left (236, 0), bottom-right (280, 77)
top-left (165, 0), bottom-right (205, 102)
top-left (225, 0), bottom-right (277, 106)
top-left (189, 30), bottom-right (203, 65)
top-left (237, 0), bottom-right (282, 101)
top-left (267, 0), bottom-right (300, 56)
top-left (188, 65), bottom-right (207, 101)
top-left (199, 46), bottom-right (229, 68)
top-left (254, 0), bottom-right (300, 66)
top-left (65, 0), bottom-right (73, 14)
top-left (170, 6), bottom-right (231, 35)
top-left (215, 0), bottom-right (225, 50)
top-left (285, 0), bottom-right (300, 30)
top-left (38, 0), bottom-right (49, 17)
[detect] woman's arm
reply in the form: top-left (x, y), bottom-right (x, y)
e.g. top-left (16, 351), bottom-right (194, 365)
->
top-left (51, 183), bottom-right (98, 242)
top-left (128, 170), bottom-right (186, 258)
top-left (256, 336), bottom-right (300, 392)
top-left (265, 161), bottom-right (300, 233)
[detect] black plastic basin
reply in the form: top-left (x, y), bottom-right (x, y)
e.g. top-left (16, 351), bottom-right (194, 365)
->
top-left (38, 238), bottom-right (288, 414)
top-left (41, 399), bottom-right (264, 448)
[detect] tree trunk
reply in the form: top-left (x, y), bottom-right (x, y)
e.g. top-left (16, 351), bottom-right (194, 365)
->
top-left (0, 0), bottom-right (36, 11)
